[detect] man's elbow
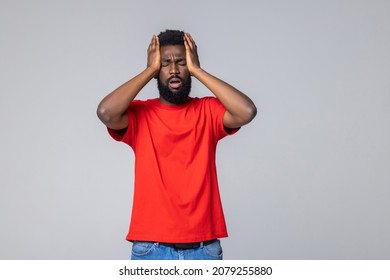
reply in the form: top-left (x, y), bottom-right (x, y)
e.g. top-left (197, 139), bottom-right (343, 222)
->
top-left (97, 103), bottom-right (128, 130)
top-left (97, 104), bottom-right (107, 122)
top-left (228, 104), bottom-right (257, 128)
top-left (242, 103), bottom-right (257, 125)
top-left (96, 103), bottom-right (115, 125)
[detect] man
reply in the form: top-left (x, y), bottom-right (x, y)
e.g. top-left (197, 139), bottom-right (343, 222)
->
top-left (97, 30), bottom-right (257, 260)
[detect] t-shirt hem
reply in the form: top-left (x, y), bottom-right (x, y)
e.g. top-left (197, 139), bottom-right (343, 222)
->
top-left (126, 233), bottom-right (228, 243)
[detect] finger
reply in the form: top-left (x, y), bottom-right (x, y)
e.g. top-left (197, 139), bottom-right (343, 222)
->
top-left (153, 35), bottom-right (158, 47)
top-left (184, 33), bottom-right (192, 47)
top-left (183, 34), bottom-right (189, 49)
top-left (148, 35), bottom-right (155, 51)
top-left (185, 32), bottom-right (196, 48)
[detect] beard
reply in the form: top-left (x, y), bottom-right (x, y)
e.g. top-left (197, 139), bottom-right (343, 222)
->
top-left (157, 76), bottom-right (192, 105)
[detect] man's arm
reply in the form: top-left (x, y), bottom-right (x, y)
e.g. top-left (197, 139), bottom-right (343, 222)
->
top-left (96, 35), bottom-right (161, 130)
top-left (184, 33), bottom-right (257, 129)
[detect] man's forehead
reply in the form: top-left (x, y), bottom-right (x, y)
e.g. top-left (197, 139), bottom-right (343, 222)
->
top-left (160, 45), bottom-right (185, 58)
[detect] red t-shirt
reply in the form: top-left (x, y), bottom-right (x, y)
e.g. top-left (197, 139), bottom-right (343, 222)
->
top-left (108, 97), bottom-right (238, 243)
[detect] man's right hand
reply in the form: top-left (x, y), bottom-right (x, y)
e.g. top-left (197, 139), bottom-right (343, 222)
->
top-left (147, 35), bottom-right (161, 78)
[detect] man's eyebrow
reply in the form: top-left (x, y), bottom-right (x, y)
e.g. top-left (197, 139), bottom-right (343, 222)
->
top-left (161, 57), bottom-right (185, 62)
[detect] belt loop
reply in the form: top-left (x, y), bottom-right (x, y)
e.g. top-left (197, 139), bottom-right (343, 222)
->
top-left (200, 241), bottom-right (204, 248)
top-left (155, 242), bottom-right (160, 248)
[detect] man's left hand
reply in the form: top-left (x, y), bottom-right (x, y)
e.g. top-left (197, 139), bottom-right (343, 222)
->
top-left (184, 32), bottom-right (201, 75)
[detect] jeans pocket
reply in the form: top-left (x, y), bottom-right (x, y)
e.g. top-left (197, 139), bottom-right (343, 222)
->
top-left (203, 239), bottom-right (223, 259)
top-left (131, 242), bottom-right (156, 257)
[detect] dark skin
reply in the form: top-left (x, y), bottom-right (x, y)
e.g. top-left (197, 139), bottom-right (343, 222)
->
top-left (97, 33), bottom-right (257, 130)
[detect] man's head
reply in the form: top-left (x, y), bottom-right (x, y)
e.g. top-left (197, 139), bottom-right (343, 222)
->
top-left (157, 29), bottom-right (191, 105)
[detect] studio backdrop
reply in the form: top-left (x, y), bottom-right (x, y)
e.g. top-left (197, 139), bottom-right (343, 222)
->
top-left (1, 0), bottom-right (389, 259)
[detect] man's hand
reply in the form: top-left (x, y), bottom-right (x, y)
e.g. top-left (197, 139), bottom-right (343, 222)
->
top-left (147, 35), bottom-right (161, 77)
top-left (184, 32), bottom-right (201, 75)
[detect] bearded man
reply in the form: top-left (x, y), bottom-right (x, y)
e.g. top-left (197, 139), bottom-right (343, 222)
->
top-left (97, 29), bottom-right (257, 260)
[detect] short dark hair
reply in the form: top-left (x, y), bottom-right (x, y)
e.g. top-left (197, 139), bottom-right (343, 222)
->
top-left (158, 29), bottom-right (184, 46)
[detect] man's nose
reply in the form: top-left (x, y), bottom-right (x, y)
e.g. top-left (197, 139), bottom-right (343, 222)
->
top-left (169, 62), bottom-right (179, 74)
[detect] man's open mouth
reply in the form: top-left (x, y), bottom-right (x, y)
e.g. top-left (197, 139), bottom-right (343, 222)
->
top-left (168, 77), bottom-right (182, 90)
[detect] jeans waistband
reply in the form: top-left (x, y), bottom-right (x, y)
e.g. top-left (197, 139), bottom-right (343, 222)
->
top-left (156, 239), bottom-right (216, 249)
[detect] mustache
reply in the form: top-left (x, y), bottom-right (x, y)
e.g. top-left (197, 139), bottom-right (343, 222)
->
top-left (168, 75), bottom-right (182, 82)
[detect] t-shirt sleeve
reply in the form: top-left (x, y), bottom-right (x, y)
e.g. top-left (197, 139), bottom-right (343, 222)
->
top-left (207, 97), bottom-right (240, 140)
top-left (106, 101), bottom-right (139, 147)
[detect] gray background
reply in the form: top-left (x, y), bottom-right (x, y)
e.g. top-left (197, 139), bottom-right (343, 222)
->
top-left (1, 0), bottom-right (389, 259)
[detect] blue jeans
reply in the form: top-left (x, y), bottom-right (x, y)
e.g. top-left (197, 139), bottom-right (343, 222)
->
top-left (131, 239), bottom-right (223, 260)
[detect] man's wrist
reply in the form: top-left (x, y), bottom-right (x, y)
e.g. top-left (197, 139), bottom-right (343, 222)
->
top-left (145, 66), bottom-right (160, 79)
top-left (190, 67), bottom-right (204, 78)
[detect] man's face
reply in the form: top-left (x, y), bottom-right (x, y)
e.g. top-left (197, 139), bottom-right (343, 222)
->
top-left (157, 45), bottom-right (191, 105)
